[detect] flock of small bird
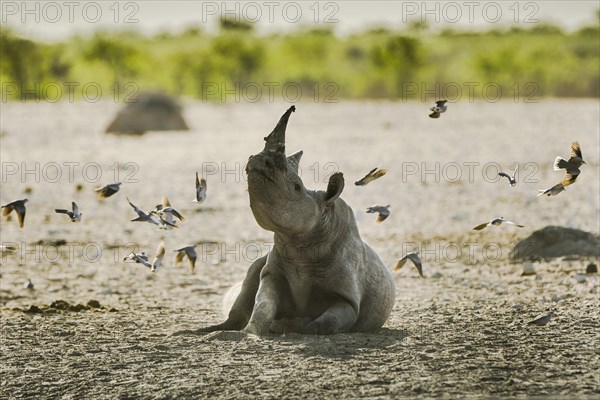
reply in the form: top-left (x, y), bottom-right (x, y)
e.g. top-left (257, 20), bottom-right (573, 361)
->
top-left (127, 196), bottom-right (185, 229)
top-left (426, 100), bottom-right (587, 194)
top-left (360, 103), bottom-right (589, 227)
top-left (1, 172), bottom-right (208, 274)
top-left (354, 128), bottom-right (586, 229)
top-left (122, 242), bottom-right (198, 273)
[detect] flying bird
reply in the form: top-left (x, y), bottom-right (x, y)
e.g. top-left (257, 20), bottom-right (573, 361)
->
top-left (1, 198), bottom-right (28, 228)
top-left (429, 100), bottom-right (447, 119)
top-left (537, 182), bottom-right (567, 197)
top-left (174, 245), bottom-right (198, 273)
top-left (95, 182), bottom-right (121, 199)
top-left (161, 197), bottom-right (184, 220)
top-left (123, 251), bottom-right (148, 263)
top-left (539, 141), bottom-right (585, 197)
top-left (54, 202), bottom-right (82, 222)
top-left (472, 217), bottom-right (524, 230)
top-left (158, 215), bottom-right (179, 229)
top-left (498, 165), bottom-right (518, 186)
top-left (132, 242), bottom-right (165, 272)
top-left (394, 252), bottom-right (424, 278)
top-left (0, 244), bottom-right (18, 254)
top-left (127, 197), bottom-right (159, 225)
top-left (527, 311), bottom-right (554, 327)
top-left (554, 141), bottom-right (585, 176)
top-left (193, 173), bottom-right (207, 204)
top-left (153, 197), bottom-right (184, 230)
top-left (355, 167), bottom-right (388, 186)
top-left (366, 205), bottom-right (391, 223)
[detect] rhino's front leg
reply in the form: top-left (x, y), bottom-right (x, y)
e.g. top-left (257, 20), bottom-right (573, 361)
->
top-left (292, 301), bottom-right (357, 335)
top-left (243, 273), bottom-right (284, 336)
top-left (172, 255), bottom-right (267, 336)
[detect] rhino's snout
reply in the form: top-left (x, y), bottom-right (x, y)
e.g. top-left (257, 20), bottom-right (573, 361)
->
top-left (247, 154), bottom-right (278, 176)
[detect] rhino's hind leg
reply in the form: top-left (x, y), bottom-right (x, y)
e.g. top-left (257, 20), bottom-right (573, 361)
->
top-left (270, 317), bottom-right (312, 334)
top-left (173, 255), bottom-right (267, 336)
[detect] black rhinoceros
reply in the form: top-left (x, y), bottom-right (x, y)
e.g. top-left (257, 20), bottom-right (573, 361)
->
top-left (184, 106), bottom-right (395, 335)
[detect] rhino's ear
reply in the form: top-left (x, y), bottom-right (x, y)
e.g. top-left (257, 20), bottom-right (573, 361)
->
top-left (287, 150), bottom-right (303, 174)
top-left (324, 172), bottom-right (344, 204)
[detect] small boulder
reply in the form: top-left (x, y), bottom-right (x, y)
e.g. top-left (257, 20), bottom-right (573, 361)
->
top-left (586, 263), bottom-right (598, 274)
top-left (510, 226), bottom-right (600, 262)
top-left (105, 92), bottom-right (189, 135)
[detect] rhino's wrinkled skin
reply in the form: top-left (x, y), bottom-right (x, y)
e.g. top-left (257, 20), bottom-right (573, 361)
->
top-left (194, 106), bottom-right (395, 335)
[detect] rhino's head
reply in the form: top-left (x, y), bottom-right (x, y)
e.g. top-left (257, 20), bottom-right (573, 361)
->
top-left (246, 106), bottom-right (344, 237)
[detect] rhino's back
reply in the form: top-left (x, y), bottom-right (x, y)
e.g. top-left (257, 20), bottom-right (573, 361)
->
top-left (332, 200), bottom-right (395, 331)
top-left (352, 241), bottom-right (395, 331)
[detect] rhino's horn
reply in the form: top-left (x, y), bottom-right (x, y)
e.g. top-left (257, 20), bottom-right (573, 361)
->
top-left (263, 105), bottom-right (296, 153)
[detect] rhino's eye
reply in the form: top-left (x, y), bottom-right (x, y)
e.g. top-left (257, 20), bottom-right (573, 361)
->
top-left (294, 183), bottom-right (302, 192)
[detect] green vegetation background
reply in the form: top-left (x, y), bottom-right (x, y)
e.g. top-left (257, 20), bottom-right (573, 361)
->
top-left (1, 16), bottom-right (599, 101)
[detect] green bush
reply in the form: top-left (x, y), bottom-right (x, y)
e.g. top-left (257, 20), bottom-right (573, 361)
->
top-left (1, 18), bottom-right (598, 101)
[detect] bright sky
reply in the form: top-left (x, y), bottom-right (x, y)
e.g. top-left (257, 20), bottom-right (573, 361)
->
top-left (2, 0), bottom-right (598, 41)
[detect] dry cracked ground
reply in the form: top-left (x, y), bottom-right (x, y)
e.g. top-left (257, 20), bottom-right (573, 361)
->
top-left (1, 255), bottom-right (599, 399)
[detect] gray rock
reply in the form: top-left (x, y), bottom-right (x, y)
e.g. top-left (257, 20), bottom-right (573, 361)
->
top-left (509, 226), bottom-right (600, 262)
top-left (105, 92), bottom-right (189, 135)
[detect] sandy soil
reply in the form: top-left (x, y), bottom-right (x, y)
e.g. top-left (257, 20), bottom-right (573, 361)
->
top-left (1, 99), bottom-right (599, 399)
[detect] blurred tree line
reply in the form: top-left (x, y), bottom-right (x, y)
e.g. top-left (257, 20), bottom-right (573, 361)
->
top-left (1, 14), bottom-right (599, 101)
